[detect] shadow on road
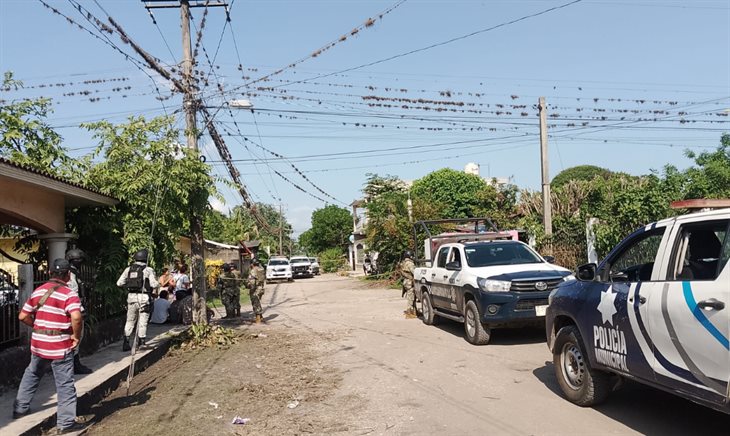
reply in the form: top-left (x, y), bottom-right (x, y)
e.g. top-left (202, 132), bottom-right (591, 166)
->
top-left (532, 361), bottom-right (730, 435)
top-left (430, 318), bottom-right (547, 345)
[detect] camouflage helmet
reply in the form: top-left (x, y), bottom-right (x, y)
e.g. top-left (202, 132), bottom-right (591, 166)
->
top-left (403, 250), bottom-right (414, 259)
top-left (222, 263), bottom-right (232, 272)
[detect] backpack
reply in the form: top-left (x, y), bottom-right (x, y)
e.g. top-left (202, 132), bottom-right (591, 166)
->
top-left (126, 264), bottom-right (146, 291)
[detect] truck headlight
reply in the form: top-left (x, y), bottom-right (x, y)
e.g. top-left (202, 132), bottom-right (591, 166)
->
top-left (477, 278), bottom-right (511, 292)
top-left (563, 274), bottom-right (576, 282)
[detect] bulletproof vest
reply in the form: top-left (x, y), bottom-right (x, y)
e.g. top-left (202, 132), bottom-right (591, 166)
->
top-left (126, 264), bottom-right (146, 290)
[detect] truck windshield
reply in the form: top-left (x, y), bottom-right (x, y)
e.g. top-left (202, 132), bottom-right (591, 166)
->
top-left (290, 258), bottom-right (309, 263)
top-left (464, 242), bottom-right (543, 267)
top-left (269, 259), bottom-right (289, 266)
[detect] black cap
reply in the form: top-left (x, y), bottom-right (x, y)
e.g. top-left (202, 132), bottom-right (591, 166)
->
top-left (53, 259), bottom-right (71, 274)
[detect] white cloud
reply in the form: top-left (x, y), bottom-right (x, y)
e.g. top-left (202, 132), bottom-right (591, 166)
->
top-left (287, 204), bottom-right (315, 238)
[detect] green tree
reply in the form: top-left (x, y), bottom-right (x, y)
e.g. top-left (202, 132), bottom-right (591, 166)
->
top-left (681, 133), bottom-right (730, 199)
top-left (209, 204), bottom-right (294, 256)
top-left (0, 72), bottom-right (82, 177)
top-left (304, 205), bottom-right (352, 254)
top-left (78, 116), bottom-right (214, 268)
top-left (410, 168), bottom-right (487, 219)
top-left (551, 165), bottom-right (612, 188)
top-left (362, 174), bottom-right (411, 274)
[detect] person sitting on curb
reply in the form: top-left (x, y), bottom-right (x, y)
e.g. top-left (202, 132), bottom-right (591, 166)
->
top-left (13, 259), bottom-right (87, 434)
top-left (150, 290), bottom-right (171, 324)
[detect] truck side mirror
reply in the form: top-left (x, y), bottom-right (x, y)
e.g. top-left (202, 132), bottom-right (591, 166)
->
top-left (543, 255), bottom-right (556, 264)
top-left (445, 261), bottom-right (461, 271)
top-left (577, 263), bottom-right (597, 281)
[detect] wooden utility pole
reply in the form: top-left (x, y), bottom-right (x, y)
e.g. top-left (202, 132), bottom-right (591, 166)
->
top-left (144, 0), bottom-right (229, 324)
top-left (538, 97), bottom-right (553, 238)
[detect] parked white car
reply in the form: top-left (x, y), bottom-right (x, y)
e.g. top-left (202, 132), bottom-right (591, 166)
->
top-left (266, 257), bottom-right (292, 282)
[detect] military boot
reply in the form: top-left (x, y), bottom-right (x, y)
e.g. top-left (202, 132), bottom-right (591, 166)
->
top-left (255, 314), bottom-right (263, 324)
top-left (122, 337), bottom-right (131, 352)
top-left (404, 309), bottom-right (417, 319)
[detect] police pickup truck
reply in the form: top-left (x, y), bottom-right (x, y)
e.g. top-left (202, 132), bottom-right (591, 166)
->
top-left (546, 204), bottom-right (730, 414)
top-left (413, 218), bottom-right (573, 345)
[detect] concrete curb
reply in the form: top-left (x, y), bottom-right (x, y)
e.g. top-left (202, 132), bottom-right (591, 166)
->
top-left (22, 327), bottom-right (188, 436)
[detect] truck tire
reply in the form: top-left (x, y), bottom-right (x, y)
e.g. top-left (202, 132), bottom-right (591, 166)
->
top-left (464, 300), bottom-right (490, 345)
top-left (421, 293), bottom-right (439, 326)
top-left (553, 325), bottom-right (611, 406)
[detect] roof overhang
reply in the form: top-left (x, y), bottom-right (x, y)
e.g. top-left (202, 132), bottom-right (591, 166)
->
top-left (0, 159), bottom-right (118, 208)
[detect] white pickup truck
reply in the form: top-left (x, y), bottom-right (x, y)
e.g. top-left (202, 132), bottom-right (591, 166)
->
top-left (413, 218), bottom-right (573, 345)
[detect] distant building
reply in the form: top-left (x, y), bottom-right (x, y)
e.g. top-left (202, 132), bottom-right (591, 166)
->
top-left (463, 162), bottom-right (511, 187)
top-left (348, 199), bottom-right (368, 271)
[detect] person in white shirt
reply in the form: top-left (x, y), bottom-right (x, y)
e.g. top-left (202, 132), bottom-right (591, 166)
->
top-left (174, 264), bottom-right (191, 300)
top-left (150, 290), bottom-right (171, 324)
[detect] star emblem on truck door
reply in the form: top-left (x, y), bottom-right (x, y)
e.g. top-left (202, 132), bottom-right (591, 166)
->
top-left (597, 286), bottom-right (618, 326)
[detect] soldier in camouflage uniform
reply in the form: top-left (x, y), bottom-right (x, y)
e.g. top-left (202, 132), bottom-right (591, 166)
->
top-left (400, 250), bottom-right (417, 319)
top-left (217, 263), bottom-right (239, 319)
top-left (230, 264), bottom-right (242, 317)
top-left (247, 258), bottom-right (266, 324)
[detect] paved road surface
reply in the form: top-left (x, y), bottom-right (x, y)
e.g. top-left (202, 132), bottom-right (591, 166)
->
top-left (264, 274), bottom-right (730, 436)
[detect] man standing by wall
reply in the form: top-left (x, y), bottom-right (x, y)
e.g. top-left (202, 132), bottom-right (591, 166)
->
top-left (400, 250), bottom-right (417, 319)
top-left (116, 249), bottom-right (159, 351)
top-left (65, 248), bottom-right (92, 374)
top-left (247, 258), bottom-right (266, 324)
top-left (13, 259), bottom-right (86, 434)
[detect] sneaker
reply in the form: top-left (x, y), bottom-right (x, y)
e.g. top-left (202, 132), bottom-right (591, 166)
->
top-left (54, 421), bottom-right (87, 434)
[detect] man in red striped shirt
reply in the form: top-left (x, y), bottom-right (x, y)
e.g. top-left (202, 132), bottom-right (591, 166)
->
top-left (12, 259), bottom-right (86, 434)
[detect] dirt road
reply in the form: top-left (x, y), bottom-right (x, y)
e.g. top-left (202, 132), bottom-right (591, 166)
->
top-left (86, 274), bottom-right (730, 435)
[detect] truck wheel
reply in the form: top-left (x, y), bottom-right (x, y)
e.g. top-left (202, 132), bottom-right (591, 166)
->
top-left (553, 326), bottom-right (611, 406)
top-left (422, 293), bottom-right (439, 326)
top-left (464, 300), bottom-right (490, 345)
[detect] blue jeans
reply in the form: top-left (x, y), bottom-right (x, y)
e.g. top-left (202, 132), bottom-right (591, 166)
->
top-left (14, 351), bottom-right (77, 429)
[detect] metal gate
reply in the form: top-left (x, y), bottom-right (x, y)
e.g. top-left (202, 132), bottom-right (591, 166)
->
top-left (0, 268), bottom-right (21, 349)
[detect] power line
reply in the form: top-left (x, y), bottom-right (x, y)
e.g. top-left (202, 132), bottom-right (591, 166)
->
top-left (244, 0), bottom-right (409, 87)
top-left (266, 0), bottom-right (583, 90)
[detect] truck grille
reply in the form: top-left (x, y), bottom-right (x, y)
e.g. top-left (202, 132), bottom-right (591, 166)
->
top-left (515, 299), bottom-right (549, 311)
top-left (510, 278), bottom-right (562, 292)
top-left (292, 266), bottom-right (308, 272)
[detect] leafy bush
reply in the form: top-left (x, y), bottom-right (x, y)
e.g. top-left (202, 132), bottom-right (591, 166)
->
top-left (319, 247), bottom-right (346, 273)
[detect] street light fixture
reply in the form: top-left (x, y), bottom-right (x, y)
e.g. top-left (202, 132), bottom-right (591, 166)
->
top-left (228, 99), bottom-right (253, 109)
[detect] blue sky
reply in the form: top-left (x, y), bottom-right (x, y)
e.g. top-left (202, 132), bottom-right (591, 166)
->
top-left (1, 0), bottom-right (729, 235)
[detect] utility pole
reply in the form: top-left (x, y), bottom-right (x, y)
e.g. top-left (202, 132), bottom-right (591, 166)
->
top-left (538, 97), bottom-right (553, 240)
top-left (180, 0), bottom-right (206, 324)
top-left (144, 0), bottom-right (229, 324)
top-left (279, 203), bottom-right (283, 255)
top-left (181, 1), bottom-right (197, 150)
